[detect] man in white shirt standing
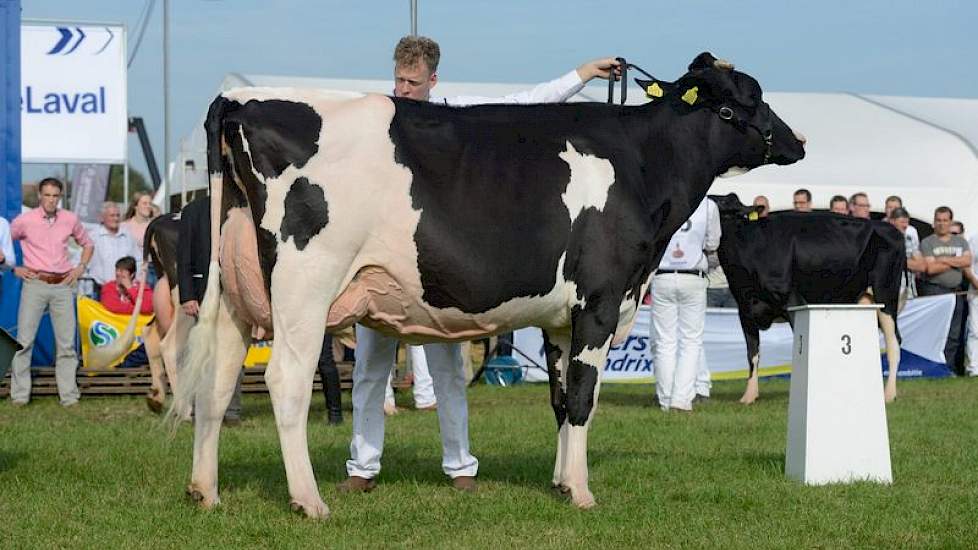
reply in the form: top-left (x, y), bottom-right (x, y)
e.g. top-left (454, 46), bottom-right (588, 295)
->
top-left (339, 34), bottom-right (621, 494)
top-left (650, 198), bottom-right (720, 412)
top-left (85, 202), bottom-right (140, 292)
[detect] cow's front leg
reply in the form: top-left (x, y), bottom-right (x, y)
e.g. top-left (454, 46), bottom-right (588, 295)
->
top-left (541, 330), bottom-right (570, 490)
top-left (562, 320), bottom-right (612, 509)
top-left (188, 293), bottom-right (250, 508)
top-left (739, 320), bottom-right (761, 405)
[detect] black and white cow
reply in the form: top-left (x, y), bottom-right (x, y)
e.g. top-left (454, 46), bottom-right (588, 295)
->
top-left (176, 53), bottom-right (805, 518)
top-left (708, 193), bottom-right (905, 405)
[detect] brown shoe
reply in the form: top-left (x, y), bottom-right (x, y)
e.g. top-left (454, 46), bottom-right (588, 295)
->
top-left (336, 476), bottom-right (377, 494)
top-left (451, 475), bottom-right (478, 493)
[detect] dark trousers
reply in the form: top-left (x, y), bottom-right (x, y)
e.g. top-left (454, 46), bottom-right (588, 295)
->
top-left (919, 281), bottom-right (967, 374)
top-left (707, 287), bottom-right (738, 308)
top-left (317, 333), bottom-right (343, 421)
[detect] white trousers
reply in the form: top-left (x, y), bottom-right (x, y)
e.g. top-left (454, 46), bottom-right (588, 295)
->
top-left (384, 345), bottom-right (435, 408)
top-left (348, 325), bottom-right (478, 479)
top-left (651, 274), bottom-right (708, 410)
top-left (966, 293), bottom-right (978, 376)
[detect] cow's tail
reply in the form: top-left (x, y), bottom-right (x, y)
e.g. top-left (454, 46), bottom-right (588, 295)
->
top-left (168, 96), bottom-right (230, 426)
top-left (84, 276), bottom-right (148, 370)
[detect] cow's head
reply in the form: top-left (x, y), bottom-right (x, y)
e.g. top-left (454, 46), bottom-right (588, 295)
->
top-left (709, 193), bottom-right (765, 223)
top-left (636, 52), bottom-right (806, 177)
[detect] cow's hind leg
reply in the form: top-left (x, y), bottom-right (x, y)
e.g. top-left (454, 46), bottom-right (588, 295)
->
top-left (562, 317), bottom-right (612, 509)
top-left (144, 323), bottom-right (165, 414)
top-left (878, 310), bottom-right (899, 403)
top-left (739, 320), bottom-right (761, 405)
top-left (542, 330), bottom-right (571, 491)
top-left (265, 273), bottom-right (334, 520)
top-left (187, 293), bottom-right (250, 508)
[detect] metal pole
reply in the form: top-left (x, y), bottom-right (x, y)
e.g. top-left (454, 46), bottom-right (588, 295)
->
top-left (411, 0), bottom-right (417, 35)
top-left (162, 0), bottom-right (170, 212)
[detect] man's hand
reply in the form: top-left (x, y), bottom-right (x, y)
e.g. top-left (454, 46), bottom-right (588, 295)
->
top-left (182, 300), bottom-right (200, 317)
top-left (137, 265), bottom-right (148, 286)
top-left (14, 267), bottom-right (36, 280)
top-left (577, 58), bottom-right (622, 83)
top-left (63, 264), bottom-right (86, 286)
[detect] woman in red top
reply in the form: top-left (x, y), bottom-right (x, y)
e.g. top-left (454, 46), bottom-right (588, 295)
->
top-left (100, 256), bottom-right (153, 314)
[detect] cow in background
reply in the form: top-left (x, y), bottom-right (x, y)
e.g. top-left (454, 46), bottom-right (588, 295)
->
top-left (177, 52), bottom-right (806, 518)
top-left (709, 193), bottom-right (905, 404)
top-left (90, 213), bottom-right (192, 415)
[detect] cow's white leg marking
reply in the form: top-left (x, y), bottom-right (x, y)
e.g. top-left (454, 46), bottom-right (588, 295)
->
top-left (163, 290), bottom-right (195, 420)
top-left (739, 353), bottom-right (760, 405)
top-left (264, 250), bottom-right (344, 520)
top-left (563, 338), bottom-right (610, 510)
top-left (879, 311), bottom-right (899, 403)
top-left (188, 292), bottom-right (250, 508)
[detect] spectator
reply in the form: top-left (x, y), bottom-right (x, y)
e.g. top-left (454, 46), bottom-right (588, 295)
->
top-left (951, 221), bottom-right (964, 237)
top-left (100, 256), bottom-right (153, 315)
top-left (178, 196), bottom-right (244, 425)
top-left (849, 192), bottom-right (871, 219)
top-left (86, 202), bottom-right (141, 287)
top-left (100, 257), bottom-right (152, 369)
top-left (122, 191), bottom-right (156, 260)
top-left (792, 189), bottom-right (812, 212)
top-left (650, 197), bottom-right (720, 412)
top-left (964, 228), bottom-right (978, 377)
top-left (829, 195), bottom-right (849, 215)
top-left (887, 207), bottom-right (925, 300)
top-left (919, 206), bottom-right (971, 374)
top-left (0, 214), bottom-right (15, 303)
top-left (883, 195), bottom-right (919, 253)
top-left (752, 195), bottom-right (770, 218)
top-left (9, 177), bottom-right (94, 407)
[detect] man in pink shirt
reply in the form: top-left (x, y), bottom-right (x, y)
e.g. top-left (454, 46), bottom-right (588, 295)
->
top-left (9, 177), bottom-right (94, 407)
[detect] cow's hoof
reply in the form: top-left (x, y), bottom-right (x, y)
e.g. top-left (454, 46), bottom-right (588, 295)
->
top-left (146, 393), bottom-right (164, 415)
top-left (884, 383), bottom-right (897, 404)
top-left (739, 389), bottom-right (759, 405)
top-left (289, 498), bottom-right (330, 520)
top-left (570, 487), bottom-right (596, 509)
top-left (383, 403), bottom-right (400, 416)
top-left (185, 484), bottom-right (219, 509)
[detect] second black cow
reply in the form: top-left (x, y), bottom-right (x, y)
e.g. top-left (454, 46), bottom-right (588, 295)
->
top-left (709, 194), bottom-right (906, 404)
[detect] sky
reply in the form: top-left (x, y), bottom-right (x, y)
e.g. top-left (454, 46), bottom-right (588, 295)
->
top-left (20, 0), bottom-right (978, 182)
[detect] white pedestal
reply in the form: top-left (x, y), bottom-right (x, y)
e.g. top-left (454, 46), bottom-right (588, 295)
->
top-left (785, 304), bottom-right (892, 485)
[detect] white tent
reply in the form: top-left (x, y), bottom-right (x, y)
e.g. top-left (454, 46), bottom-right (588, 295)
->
top-left (170, 74), bottom-right (978, 226)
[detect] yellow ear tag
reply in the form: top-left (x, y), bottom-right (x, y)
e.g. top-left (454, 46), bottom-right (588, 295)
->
top-left (681, 86), bottom-right (699, 105)
top-left (646, 82), bottom-right (664, 98)
top-left (748, 211), bottom-right (759, 221)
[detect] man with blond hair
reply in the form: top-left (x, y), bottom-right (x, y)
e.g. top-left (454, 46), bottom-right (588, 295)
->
top-left (340, 34), bottom-right (622, 494)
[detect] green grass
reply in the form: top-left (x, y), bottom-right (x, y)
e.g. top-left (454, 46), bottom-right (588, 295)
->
top-left (1, 377), bottom-right (976, 549)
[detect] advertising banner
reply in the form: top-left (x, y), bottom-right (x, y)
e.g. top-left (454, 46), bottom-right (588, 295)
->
top-left (21, 22), bottom-right (127, 163)
top-left (514, 295), bottom-right (955, 383)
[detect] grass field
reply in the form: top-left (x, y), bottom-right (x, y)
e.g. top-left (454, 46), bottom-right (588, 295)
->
top-left (1, 377), bottom-right (976, 549)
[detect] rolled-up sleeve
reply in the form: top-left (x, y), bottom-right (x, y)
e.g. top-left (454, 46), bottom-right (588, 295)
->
top-left (72, 218), bottom-right (94, 248)
top-left (704, 199), bottom-right (721, 253)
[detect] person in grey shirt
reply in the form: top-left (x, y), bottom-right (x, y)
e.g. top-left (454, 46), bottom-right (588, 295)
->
top-left (919, 206), bottom-right (972, 374)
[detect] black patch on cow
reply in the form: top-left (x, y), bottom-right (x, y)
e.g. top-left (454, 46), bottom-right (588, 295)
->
top-left (542, 331), bottom-right (568, 428)
top-left (565, 359), bottom-right (599, 426)
top-left (281, 177), bottom-right (329, 250)
top-left (219, 98), bottom-right (323, 296)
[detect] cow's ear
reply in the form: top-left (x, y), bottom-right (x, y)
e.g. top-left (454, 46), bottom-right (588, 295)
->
top-left (688, 52), bottom-right (719, 71)
top-left (635, 78), bottom-right (676, 101)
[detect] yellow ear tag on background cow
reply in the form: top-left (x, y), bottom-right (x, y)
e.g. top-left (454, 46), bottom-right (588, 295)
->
top-left (748, 211), bottom-right (759, 221)
top-left (681, 86), bottom-right (699, 105)
top-left (646, 82), bottom-right (664, 98)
